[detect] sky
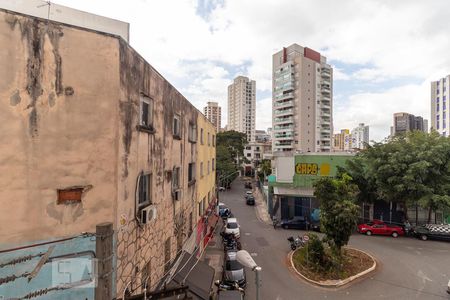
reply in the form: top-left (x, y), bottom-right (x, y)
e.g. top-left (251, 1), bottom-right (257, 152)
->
top-left (52, 0), bottom-right (450, 142)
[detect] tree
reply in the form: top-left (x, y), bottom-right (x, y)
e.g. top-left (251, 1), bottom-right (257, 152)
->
top-left (342, 131), bottom-right (450, 223)
top-left (216, 131), bottom-right (247, 186)
top-left (257, 159), bottom-right (272, 181)
top-left (313, 174), bottom-right (360, 256)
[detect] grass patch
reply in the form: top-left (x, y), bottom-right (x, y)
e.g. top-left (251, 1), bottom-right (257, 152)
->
top-left (292, 247), bottom-right (374, 282)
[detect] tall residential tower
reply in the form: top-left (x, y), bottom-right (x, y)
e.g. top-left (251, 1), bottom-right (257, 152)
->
top-left (227, 76), bottom-right (256, 142)
top-left (431, 75), bottom-right (450, 136)
top-left (204, 101), bottom-right (222, 132)
top-left (272, 44), bottom-right (333, 152)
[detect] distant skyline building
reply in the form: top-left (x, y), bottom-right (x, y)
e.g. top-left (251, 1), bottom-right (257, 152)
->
top-left (392, 112), bottom-right (428, 136)
top-left (351, 123), bottom-right (369, 150)
top-left (227, 76), bottom-right (256, 142)
top-left (272, 44), bottom-right (333, 153)
top-left (333, 129), bottom-right (351, 152)
top-left (255, 129), bottom-right (271, 142)
top-left (203, 101), bottom-right (221, 132)
top-left (431, 75), bottom-right (450, 136)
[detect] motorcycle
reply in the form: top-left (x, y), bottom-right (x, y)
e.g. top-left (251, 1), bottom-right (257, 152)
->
top-left (214, 280), bottom-right (245, 293)
top-left (272, 217), bottom-right (279, 229)
top-left (287, 235), bottom-right (307, 251)
top-left (220, 208), bottom-right (233, 220)
top-left (221, 232), bottom-right (242, 251)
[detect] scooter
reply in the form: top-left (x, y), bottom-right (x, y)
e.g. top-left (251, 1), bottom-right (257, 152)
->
top-left (215, 280), bottom-right (245, 293)
top-left (221, 232), bottom-right (242, 251)
top-left (287, 236), bottom-right (306, 251)
top-left (272, 217), bottom-right (279, 229)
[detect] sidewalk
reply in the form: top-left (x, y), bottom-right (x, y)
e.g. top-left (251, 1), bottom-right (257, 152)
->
top-left (252, 184), bottom-right (272, 225)
top-left (203, 221), bottom-right (224, 284)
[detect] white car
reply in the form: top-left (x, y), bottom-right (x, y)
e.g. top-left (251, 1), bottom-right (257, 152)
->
top-left (224, 218), bottom-right (240, 238)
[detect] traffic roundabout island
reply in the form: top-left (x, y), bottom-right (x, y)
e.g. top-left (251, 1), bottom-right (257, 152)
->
top-left (289, 247), bottom-right (377, 288)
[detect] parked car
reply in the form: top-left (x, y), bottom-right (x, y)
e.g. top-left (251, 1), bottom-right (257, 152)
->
top-left (413, 224), bottom-right (450, 242)
top-left (217, 290), bottom-right (244, 300)
top-left (246, 195), bottom-right (255, 205)
top-left (244, 181), bottom-right (252, 189)
top-left (357, 220), bottom-right (404, 238)
top-left (219, 186), bottom-right (226, 191)
top-left (218, 202), bottom-right (228, 216)
top-left (223, 251), bottom-right (246, 288)
top-left (224, 218), bottom-right (240, 238)
top-left (245, 191), bottom-right (253, 199)
top-left (280, 216), bottom-right (310, 230)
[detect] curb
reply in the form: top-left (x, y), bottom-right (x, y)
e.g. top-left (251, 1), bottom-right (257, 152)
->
top-left (288, 247), bottom-right (377, 288)
top-left (253, 188), bottom-right (272, 225)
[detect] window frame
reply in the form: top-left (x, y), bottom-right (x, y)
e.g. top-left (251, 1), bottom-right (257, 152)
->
top-left (137, 173), bottom-right (152, 209)
top-left (188, 162), bottom-right (196, 184)
top-left (188, 122), bottom-right (197, 143)
top-left (173, 114), bottom-right (181, 139)
top-left (172, 167), bottom-right (180, 190)
top-left (138, 95), bottom-right (154, 133)
top-left (200, 128), bottom-right (204, 145)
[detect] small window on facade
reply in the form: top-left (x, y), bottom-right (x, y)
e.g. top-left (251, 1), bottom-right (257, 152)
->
top-left (138, 174), bottom-right (152, 208)
top-left (207, 161), bottom-right (210, 175)
top-left (198, 202), bottom-right (202, 217)
top-left (200, 128), bottom-right (204, 144)
top-left (173, 114), bottom-right (181, 138)
top-left (200, 162), bottom-right (204, 178)
top-left (212, 135), bottom-right (215, 147)
top-left (140, 96), bottom-right (153, 128)
top-left (207, 132), bottom-right (210, 146)
top-left (188, 122), bottom-right (197, 142)
top-left (172, 167), bottom-right (180, 190)
top-left (188, 163), bottom-right (196, 183)
top-left (247, 153), bottom-right (251, 157)
top-left (212, 158), bottom-right (215, 171)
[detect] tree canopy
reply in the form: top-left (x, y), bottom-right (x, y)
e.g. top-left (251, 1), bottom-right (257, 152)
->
top-left (314, 174), bottom-right (360, 254)
top-left (342, 131), bottom-right (450, 222)
top-left (216, 131), bottom-right (247, 186)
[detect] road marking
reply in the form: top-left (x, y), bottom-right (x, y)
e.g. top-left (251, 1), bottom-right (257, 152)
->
top-left (245, 232), bottom-right (251, 236)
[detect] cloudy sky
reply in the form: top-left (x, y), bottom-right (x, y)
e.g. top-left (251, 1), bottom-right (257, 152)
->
top-left (53, 0), bottom-right (450, 141)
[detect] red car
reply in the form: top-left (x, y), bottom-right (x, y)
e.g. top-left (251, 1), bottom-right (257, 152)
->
top-left (357, 220), bottom-right (404, 238)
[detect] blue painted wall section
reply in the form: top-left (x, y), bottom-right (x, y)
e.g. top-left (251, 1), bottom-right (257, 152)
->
top-left (0, 233), bottom-right (108, 299)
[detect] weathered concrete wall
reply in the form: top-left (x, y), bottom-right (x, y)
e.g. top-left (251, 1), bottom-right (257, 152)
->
top-left (0, 10), bottom-right (119, 246)
top-left (195, 115), bottom-right (216, 247)
top-left (115, 40), bottom-right (199, 294)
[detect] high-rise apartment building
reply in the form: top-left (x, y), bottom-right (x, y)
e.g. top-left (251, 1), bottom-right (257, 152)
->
top-left (351, 123), bottom-right (369, 150)
top-left (431, 75), bottom-right (450, 136)
top-left (227, 76), bottom-right (256, 141)
top-left (392, 112), bottom-right (428, 136)
top-left (272, 44), bottom-right (333, 153)
top-left (204, 101), bottom-right (222, 132)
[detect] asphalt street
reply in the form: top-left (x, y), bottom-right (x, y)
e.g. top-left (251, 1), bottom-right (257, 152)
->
top-left (218, 178), bottom-right (450, 300)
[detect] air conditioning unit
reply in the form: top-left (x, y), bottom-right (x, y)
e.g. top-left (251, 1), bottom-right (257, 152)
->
top-left (140, 205), bottom-right (157, 224)
top-left (172, 189), bottom-right (181, 201)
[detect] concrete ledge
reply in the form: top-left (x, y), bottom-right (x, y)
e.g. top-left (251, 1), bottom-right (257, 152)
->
top-left (289, 247), bottom-right (377, 288)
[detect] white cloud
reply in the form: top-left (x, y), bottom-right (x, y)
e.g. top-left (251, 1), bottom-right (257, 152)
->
top-left (51, 0), bottom-right (450, 140)
top-left (255, 97), bottom-right (272, 130)
top-left (334, 82), bottom-right (430, 142)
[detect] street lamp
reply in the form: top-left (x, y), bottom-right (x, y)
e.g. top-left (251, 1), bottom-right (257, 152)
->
top-left (236, 250), bottom-right (262, 300)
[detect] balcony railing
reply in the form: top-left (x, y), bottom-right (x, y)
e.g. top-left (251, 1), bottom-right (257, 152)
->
top-left (274, 92), bottom-right (294, 101)
top-left (274, 108), bottom-right (294, 115)
top-left (274, 101), bottom-right (294, 108)
top-left (273, 124), bottom-right (294, 130)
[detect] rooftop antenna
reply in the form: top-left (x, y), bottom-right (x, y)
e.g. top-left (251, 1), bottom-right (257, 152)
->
top-left (37, 1), bottom-right (51, 28)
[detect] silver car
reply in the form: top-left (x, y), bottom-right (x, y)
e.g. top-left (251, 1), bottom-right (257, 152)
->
top-left (223, 251), bottom-right (246, 288)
